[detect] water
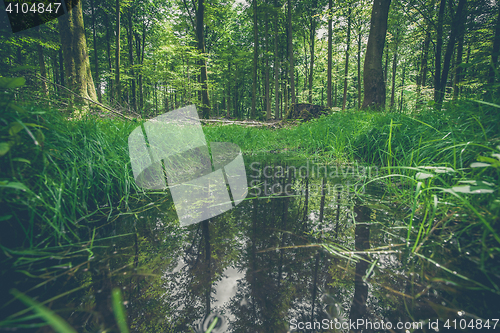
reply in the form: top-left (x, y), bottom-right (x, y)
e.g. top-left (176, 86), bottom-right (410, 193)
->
top-left (2, 155), bottom-right (499, 332)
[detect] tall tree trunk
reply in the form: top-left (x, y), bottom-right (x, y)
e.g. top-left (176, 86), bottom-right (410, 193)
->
top-left (454, 31), bottom-right (464, 99)
top-left (58, 48), bottom-right (64, 87)
top-left (115, 0), bottom-right (121, 102)
top-left (399, 62), bottom-right (406, 111)
top-left (104, 10), bottom-right (113, 99)
top-left (58, 0), bottom-right (97, 109)
top-left (390, 29), bottom-right (399, 109)
top-left (488, 3), bottom-right (500, 86)
top-left (252, 0), bottom-right (258, 119)
top-left (357, 21), bottom-right (362, 109)
top-left (435, 0), bottom-right (466, 108)
top-left (227, 61), bottom-right (231, 118)
top-left (265, 10), bottom-right (271, 120)
top-left (342, 5), bottom-right (351, 111)
top-left (274, 0), bottom-right (280, 119)
top-left (433, 0), bottom-right (446, 104)
top-left (327, 0), bottom-right (333, 107)
top-left (417, 23), bottom-right (431, 108)
top-left (127, 11), bottom-right (137, 111)
top-left (37, 41), bottom-right (49, 97)
top-left (362, 0), bottom-right (391, 110)
top-left (196, 0), bottom-right (210, 118)
top-left (308, 15), bottom-right (316, 104)
top-left (288, 0), bottom-right (295, 106)
top-left (90, 0), bottom-right (101, 102)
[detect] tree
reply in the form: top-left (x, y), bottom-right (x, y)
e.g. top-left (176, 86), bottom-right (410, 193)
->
top-left (196, 0), bottom-right (211, 118)
top-left (327, 0), bottom-right (333, 108)
top-left (252, 0), bottom-right (258, 119)
top-left (361, 0), bottom-right (391, 110)
top-left (57, 0), bottom-right (98, 108)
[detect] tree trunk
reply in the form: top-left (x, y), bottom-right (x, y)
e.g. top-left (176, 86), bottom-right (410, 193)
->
top-left (362, 0), bottom-right (391, 110)
top-left (390, 29), bottom-right (399, 109)
top-left (265, 11), bottom-right (271, 120)
top-left (342, 5), bottom-right (351, 111)
top-left (58, 0), bottom-right (97, 109)
top-left (127, 11), bottom-right (137, 111)
top-left (308, 15), bottom-right (316, 104)
top-left (115, 0), bottom-right (121, 102)
top-left (357, 21), bottom-right (362, 109)
top-left (435, 0), bottom-right (466, 108)
top-left (196, 0), bottom-right (210, 118)
top-left (274, 0), bottom-right (280, 119)
top-left (252, 0), bottom-right (258, 119)
top-left (417, 22), bottom-right (431, 108)
top-left (327, 0), bottom-right (332, 107)
top-left (90, 0), bottom-right (101, 102)
top-left (288, 0), bottom-right (295, 106)
top-left (37, 42), bottom-right (49, 97)
top-left (488, 3), bottom-right (500, 86)
top-left (454, 31), bottom-right (464, 99)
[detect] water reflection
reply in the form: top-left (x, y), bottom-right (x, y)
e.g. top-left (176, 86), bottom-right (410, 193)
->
top-left (4, 156), bottom-right (498, 332)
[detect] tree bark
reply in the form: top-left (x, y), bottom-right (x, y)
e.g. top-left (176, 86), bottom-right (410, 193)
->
top-left (287, 0), bottom-right (295, 106)
top-left (342, 5), bottom-right (351, 110)
top-left (435, 0), bottom-right (466, 108)
top-left (357, 20), bottom-right (362, 109)
top-left (488, 3), bottom-right (500, 86)
top-left (265, 10), bottom-right (271, 120)
top-left (115, 0), bottom-right (121, 102)
top-left (274, 0), bottom-right (280, 119)
top-left (37, 41), bottom-right (48, 97)
top-left (252, 0), bottom-right (258, 119)
top-left (362, 0), bottom-right (391, 110)
top-left (196, 0), bottom-right (210, 118)
top-left (390, 28), bottom-right (399, 109)
top-left (127, 11), bottom-right (137, 111)
top-left (90, 0), bottom-right (101, 102)
top-left (308, 9), bottom-right (316, 104)
top-left (327, 0), bottom-right (332, 107)
top-left (58, 0), bottom-right (97, 109)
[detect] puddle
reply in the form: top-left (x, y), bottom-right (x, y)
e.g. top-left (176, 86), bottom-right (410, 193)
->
top-left (1, 155), bottom-right (499, 332)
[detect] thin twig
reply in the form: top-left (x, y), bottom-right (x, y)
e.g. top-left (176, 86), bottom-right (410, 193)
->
top-left (27, 74), bottom-right (135, 121)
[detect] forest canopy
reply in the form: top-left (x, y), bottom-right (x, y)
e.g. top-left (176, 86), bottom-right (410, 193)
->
top-left (1, 0), bottom-right (499, 118)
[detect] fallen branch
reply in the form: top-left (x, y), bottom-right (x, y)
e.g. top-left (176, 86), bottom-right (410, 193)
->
top-left (27, 74), bottom-right (135, 121)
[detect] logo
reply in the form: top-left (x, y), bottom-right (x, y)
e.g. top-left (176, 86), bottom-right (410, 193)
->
top-left (128, 105), bottom-right (247, 227)
top-left (1, 0), bottom-right (77, 33)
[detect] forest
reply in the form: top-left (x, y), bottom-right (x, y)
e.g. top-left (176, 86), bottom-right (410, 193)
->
top-left (1, 0), bottom-right (500, 331)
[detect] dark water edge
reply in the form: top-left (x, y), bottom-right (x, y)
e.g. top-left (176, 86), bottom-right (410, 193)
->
top-left (1, 154), bottom-right (499, 332)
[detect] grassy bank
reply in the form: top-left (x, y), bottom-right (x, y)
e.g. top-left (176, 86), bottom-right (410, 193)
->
top-left (1, 92), bottom-right (500, 330)
top-left (2, 96), bottom-right (499, 253)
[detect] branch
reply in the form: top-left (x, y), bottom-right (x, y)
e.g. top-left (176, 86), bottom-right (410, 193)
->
top-left (182, 0), bottom-right (196, 30)
top-left (28, 74), bottom-right (135, 121)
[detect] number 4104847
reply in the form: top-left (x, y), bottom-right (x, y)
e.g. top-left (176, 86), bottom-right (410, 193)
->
top-left (5, 2), bottom-right (62, 14)
top-left (444, 319), bottom-right (498, 330)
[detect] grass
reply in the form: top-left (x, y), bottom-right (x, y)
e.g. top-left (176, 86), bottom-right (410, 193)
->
top-left (2, 82), bottom-right (500, 330)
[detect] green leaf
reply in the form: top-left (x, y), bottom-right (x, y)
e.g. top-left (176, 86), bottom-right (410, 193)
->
top-left (12, 158), bottom-right (30, 164)
top-left (9, 122), bottom-right (24, 136)
top-left (0, 142), bottom-right (11, 156)
top-left (0, 181), bottom-right (28, 191)
top-left (415, 172), bottom-right (434, 180)
top-left (112, 288), bottom-right (129, 333)
top-left (10, 289), bottom-right (78, 333)
top-left (0, 77), bottom-right (26, 89)
top-left (451, 185), bottom-right (494, 194)
top-left (471, 162), bottom-right (491, 168)
top-left (477, 155), bottom-right (500, 167)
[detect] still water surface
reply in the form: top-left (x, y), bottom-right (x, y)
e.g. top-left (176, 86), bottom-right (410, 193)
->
top-left (3, 155), bottom-right (499, 333)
